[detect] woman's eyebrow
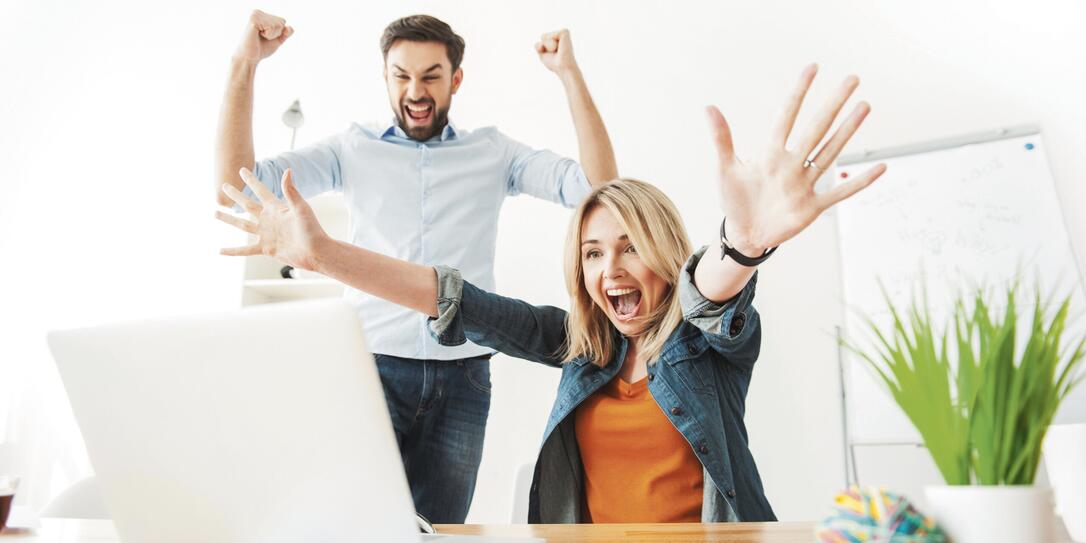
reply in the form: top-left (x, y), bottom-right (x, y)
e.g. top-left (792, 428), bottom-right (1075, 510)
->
top-left (580, 234), bottom-right (628, 246)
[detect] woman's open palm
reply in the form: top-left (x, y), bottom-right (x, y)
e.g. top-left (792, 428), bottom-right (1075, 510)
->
top-left (710, 64), bottom-right (886, 252)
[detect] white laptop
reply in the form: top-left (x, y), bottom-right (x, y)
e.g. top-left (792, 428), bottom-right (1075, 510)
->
top-left (48, 299), bottom-right (537, 543)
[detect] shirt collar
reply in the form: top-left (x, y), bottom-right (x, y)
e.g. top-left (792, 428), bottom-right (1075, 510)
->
top-left (381, 119), bottom-right (459, 142)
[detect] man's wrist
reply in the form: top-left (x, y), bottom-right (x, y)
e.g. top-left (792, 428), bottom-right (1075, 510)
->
top-left (229, 55), bottom-right (260, 73)
top-left (557, 65), bottom-right (584, 87)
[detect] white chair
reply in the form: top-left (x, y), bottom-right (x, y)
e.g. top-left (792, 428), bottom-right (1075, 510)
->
top-left (509, 462), bottom-right (535, 523)
top-left (40, 476), bottom-right (110, 519)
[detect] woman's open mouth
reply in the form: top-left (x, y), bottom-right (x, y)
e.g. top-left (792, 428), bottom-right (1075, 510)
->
top-left (606, 287), bottom-right (642, 322)
top-left (404, 102), bottom-right (434, 125)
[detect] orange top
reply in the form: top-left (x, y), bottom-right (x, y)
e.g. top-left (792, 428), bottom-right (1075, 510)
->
top-left (574, 375), bottom-right (704, 523)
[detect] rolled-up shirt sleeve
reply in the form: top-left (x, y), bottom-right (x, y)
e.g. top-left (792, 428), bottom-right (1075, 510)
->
top-left (679, 246), bottom-right (762, 372)
top-left (242, 135), bottom-right (344, 207)
top-left (500, 131), bottom-right (591, 208)
top-left (428, 265), bottom-right (570, 368)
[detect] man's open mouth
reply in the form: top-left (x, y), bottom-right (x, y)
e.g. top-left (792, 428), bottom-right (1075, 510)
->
top-left (404, 102), bottom-right (434, 124)
top-left (606, 287), bottom-right (642, 322)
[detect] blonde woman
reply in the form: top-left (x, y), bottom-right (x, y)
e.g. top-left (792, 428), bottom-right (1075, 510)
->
top-left (217, 64), bottom-right (886, 523)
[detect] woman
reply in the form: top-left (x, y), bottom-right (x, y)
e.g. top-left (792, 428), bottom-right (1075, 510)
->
top-left (217, 64), bottom-right (886, 523)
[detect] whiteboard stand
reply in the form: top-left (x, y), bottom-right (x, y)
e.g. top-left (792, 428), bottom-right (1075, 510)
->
top-left (835, 325), bottom-right (858, 487)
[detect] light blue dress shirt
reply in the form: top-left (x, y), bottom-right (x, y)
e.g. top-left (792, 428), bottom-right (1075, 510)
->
top-left (249, 120), bottom-right (591, 360)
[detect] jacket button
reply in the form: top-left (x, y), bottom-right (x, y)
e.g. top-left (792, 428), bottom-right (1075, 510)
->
top-left (726, 488), bottom-right (736, 498)
top-left (648, 373), bottom-right (654, 381)
top-left (670, 407), bottom-right (683, 416)
top-left (687, 344), bottom-right (697, 355)
top-left (730, 314), bottom-right (746, 335)
top-left (699, 444), bottom-right (709, 454)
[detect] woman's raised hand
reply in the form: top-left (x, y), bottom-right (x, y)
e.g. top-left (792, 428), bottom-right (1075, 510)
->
top-left (708, 64), bottom-right (886, 255)
top-left (216, 168), bottom-right (329, 271)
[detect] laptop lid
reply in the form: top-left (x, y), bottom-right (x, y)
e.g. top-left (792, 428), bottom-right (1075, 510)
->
top-left (48, 299), bottom-right (420, 543)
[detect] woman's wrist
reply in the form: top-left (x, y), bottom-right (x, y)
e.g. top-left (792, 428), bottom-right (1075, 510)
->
top-left (309, 235), bottom-right (340, 276)
top-left (722, 219), bottom-right (769, 258)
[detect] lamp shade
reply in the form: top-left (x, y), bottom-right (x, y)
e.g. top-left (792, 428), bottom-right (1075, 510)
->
top-left (282, 99), bottom-right (304, 129)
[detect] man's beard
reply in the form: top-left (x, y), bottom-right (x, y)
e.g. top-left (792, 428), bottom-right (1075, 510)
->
top-left (396, 100), bottom-right (451, 142)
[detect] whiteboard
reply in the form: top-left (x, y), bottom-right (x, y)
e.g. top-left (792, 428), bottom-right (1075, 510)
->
top-left (834, 126), bottom-right (1086, 445)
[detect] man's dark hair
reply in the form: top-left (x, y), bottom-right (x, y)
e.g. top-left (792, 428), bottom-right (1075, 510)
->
top-left (380, 15), bottom-right (465, 72)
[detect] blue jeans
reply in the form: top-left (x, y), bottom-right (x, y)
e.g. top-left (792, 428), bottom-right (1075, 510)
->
top-left (374, 353), bottom-right (492, 524)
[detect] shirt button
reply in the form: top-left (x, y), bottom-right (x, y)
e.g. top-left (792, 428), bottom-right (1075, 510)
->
top-left (670, 407), bottom-right (683, 416)
top-left (726, 489), bottom-right (737, 498)
top-left (699, 444), bottom-right (709, 454)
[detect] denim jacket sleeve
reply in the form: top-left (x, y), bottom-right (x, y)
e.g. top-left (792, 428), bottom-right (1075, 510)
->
top-left (428, 265), bottom-right (569, 368)
top-left (679, 246), bottom-right (762, 373)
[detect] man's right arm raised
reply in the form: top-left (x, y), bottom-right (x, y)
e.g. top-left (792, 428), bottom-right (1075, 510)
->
top-left (214, 10), bottom-right (293, 207)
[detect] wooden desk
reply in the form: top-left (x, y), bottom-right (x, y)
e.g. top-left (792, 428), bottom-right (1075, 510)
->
top-left (435, 522), bottom-right (814, 542)
top-left (2, 519), bottom-right (816, 542)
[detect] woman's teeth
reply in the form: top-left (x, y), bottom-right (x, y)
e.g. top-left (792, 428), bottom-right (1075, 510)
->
top-left (606, 288), bottom-right (642, 319)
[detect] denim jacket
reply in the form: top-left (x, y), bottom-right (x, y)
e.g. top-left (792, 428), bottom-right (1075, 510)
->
top-left (427, 246), bottom-right (776, 523)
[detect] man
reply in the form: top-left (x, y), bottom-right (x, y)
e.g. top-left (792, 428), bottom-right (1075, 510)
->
top-left (214, 10), bottom-right (616, 523)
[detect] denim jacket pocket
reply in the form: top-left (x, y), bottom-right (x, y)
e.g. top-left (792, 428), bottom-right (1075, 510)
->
top-left (665, 341), bottom-right (715, 396)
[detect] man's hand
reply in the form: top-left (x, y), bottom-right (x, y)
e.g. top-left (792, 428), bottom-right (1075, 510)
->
top-left (708, 64), bottom-right (887, 255)
top-left (233, 10), bottom-right (293, 64)
top-left (216, 169), bottom-right (328, 271)
top-left (536, 29), bottom-right (579, 78)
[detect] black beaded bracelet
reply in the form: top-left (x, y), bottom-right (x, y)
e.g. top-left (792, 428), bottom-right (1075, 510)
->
top-left (719, 218), bottom-right (778, 267)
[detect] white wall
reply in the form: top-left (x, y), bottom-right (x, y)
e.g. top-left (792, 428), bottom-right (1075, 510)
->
top-left (3, 0), bottom-right (1085, 522)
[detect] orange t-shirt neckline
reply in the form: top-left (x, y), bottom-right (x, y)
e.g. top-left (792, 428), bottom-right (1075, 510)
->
top-left (573, 374), bottom-right (704, 523)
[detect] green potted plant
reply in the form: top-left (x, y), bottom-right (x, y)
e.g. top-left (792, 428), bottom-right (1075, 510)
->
top-left (848, 283), bottom-right (1085, 543)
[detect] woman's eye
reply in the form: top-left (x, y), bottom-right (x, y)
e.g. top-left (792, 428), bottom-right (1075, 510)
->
top-left (584, 250), bottom-right (601, 260)
top-left (624, 245), bottom-right (637, 254)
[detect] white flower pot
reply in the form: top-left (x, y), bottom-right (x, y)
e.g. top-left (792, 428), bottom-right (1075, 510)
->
top-left (1045, 423), bottom-right (1086, 542)
top-left (925, 485), bottom-right (1054, 543)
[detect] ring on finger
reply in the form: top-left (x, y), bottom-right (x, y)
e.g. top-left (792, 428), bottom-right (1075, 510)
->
top-left (804, 159), bottom-right (825, 172)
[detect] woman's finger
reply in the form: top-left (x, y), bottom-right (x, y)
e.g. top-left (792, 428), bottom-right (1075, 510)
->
top-left (281, 169), bottom-right (306, 209)
top-left (794, 75), bottom-right (859, 157)
top-left (807, 101), bottom-right (871, 181)
top-left (769, 64), bottom-right (818, 148)
top-left (817, 163), bottom-right (887, 209)
top-left (706, 105), bottom-right (736, 166)
top-left (220, 244), bottom-right (263, 257)
top-left (215, 210), bottom-right (258, 234)
top-left (221, 184), bottom-right (261, 215)
top-left (239, 167), bottom-right (278, 205)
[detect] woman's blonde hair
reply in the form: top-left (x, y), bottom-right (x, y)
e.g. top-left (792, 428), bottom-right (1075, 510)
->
top-left (562, 179), bottom-right (693, 366)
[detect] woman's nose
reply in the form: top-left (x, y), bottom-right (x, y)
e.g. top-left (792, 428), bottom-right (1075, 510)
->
top-left (602, 257), bottom-right (625, 279)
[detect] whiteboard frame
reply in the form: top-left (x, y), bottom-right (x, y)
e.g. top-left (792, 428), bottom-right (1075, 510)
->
top-left (839, 124), bottom-right (1040, 165)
